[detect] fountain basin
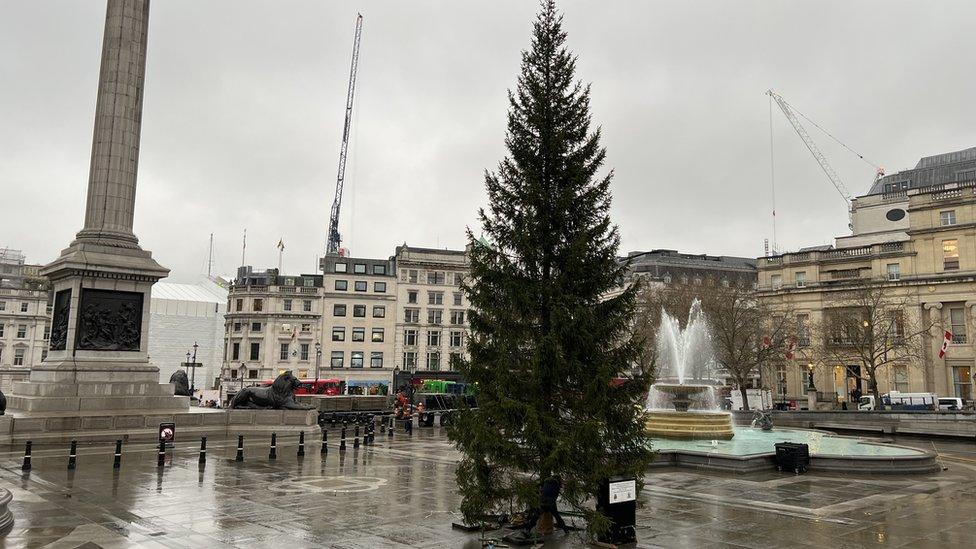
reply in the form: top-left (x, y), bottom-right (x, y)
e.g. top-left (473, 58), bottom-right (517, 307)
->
top-left (645, 410), bottom-right (734, 440)
top-left (650, 382), bottom-right (715, 412)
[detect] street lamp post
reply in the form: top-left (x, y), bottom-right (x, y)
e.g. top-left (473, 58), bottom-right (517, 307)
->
top-left (190, 341), bottom-right (199, 396)
top-left (314, 342), bottom-right (321, 387)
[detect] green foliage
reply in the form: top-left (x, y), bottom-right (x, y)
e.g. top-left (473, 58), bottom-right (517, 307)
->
top-left (448, 0), bottom-right (652, 537)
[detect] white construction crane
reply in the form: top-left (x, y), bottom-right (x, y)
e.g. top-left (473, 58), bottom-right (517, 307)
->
top-left (767, 89), bottom-right (883, 231)
top-left (326, 14), bottom-right (364, 256)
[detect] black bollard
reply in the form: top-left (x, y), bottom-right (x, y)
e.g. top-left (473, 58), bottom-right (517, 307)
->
top-left (235, 435), bottom-right (244, 462)
top-left (320, 428), bottom-right (328, 454)
top-left (156, 439), bottom-right (166, 467)
top-left (339, 426), bottom-right (347, 452)
top-left (380, 416), bottom-right (387, 434)
top-left (269, 432), bottom-right (277, 460)
top-left (199, 436), bottom-right (207, 464)
top-left (354, 432), bottom-right (360, 449)
top-left (68, 440), bottom-right (78, 470)
top-left (113, 439), bottom-right (123, 469)
top-left (298, 431), bottom-right (306, 457)
top-left (21, 440), bottom-right (32, 471)
top-left (388, 418), bottom-right (394, 439)
top-left (405, 417), bottom-right (413, 435)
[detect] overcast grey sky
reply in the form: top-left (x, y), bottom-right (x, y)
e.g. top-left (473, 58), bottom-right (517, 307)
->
top-left (2, 1), bottom-right (975, 282)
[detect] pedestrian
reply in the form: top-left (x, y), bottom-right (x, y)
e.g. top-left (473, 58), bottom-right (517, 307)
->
top-left (523, 475), bottom-right (569, 535)
top-left (851, 387), bottom-right (862, 405)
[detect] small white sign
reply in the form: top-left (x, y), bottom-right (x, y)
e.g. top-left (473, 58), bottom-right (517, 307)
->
top-left (608, 479), bottom-right (636, 503)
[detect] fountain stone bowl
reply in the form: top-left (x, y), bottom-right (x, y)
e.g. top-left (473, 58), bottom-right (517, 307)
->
top-left (645, 383), bottom-right (734, 440)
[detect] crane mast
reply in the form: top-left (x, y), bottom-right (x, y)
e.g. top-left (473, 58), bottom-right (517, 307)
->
top-left (767, 89), bottom-right (854, 229)
top-left (327, 14), bottom-right (363, 256)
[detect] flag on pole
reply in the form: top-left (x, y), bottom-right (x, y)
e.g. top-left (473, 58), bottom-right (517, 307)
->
top-left (939, 330), bottom-right (952, 359)
top-left (785, 338), bottom-right (797, 360)
top-left (277, 239), bottom-right (285, 252)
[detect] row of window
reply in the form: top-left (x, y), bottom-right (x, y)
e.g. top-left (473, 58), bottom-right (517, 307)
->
top-left (334, 280), bottom-right (387, 293)
top-left (331, 327), bottom-right (387, 343)
top-left (231, 321), bottom-right (316, 333)
top-left (335, 262), bottom-right (388, 276)
top-left (0, 347), bottom-right (28, 365)
top-left (0, 324), bottom-right (48, 339)
top-left (328, 350), bottom-right (385, 368)
top-left (402, 308), bottom-right (466, 325)
top-left (333, 304), bottom-right (386, 318)
top-left (402, 351), bottom-right (462, 371)
top-left (403, 329), bottom-right (464, 347)
top-left (406, 290), bottom-right (463, 306)
top-left (278, 342), bottom-right (315, 361)
top-left (400, 269), bottom-right (464, 286)
top-left (0, 302), bottom-right (32, 313)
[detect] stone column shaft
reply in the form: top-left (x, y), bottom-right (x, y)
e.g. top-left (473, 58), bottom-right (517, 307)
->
top-left (76, 0), bottom-right (150, 247)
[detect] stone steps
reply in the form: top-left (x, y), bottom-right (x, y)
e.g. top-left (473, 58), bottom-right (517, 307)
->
top-left (12, 381), bottom-right (176, 397)
top-left (646, 411), bottom-right (735, 440)
top-left (7, 394), bottom-right (189, 413)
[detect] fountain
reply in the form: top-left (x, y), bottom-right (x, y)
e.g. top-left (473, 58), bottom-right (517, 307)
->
top-left (645, 301), bottom-right (734, 440)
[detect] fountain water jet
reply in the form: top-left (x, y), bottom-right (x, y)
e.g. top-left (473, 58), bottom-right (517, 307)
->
top-left (645, 301), bottom-right (734, 440)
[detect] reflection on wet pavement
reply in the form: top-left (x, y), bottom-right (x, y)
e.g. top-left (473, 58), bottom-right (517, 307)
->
top-left (0, 429), bottom-right (974, 547)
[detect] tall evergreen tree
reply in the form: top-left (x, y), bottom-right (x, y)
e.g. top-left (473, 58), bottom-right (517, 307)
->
top-left (450, 0), bottom-right (652, 536)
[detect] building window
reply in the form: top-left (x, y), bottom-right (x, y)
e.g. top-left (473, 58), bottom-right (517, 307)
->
top-left (454, 273), bottom-right (464, 286)
top-left (794, 272), bottom-right (806, 288)
top-left (403, 351), bottom-right (417, 369)
top-left (335, 280), bottom-right (348, 291)
top-left (354, 281), bottom-right (367, 292)
top-left (405, 308), bottom-right (420, 323)
top-left (351, 351), bottom-right (364, 368)
top-left (230, 369), bottom-right (238, 379)
top-left (449, 352), bottom-right (461, 370)
top-left (408, 290), bottom-right (418, 304)
top-left (354, 264), bottom-right (367, 274)
top-left (248, 369), bottom-right (258, 379)
top-left (251, 322), bottom-right (262, 332)
top-left (249, 342), bottom-right (260, 361)
top-left (373, 264), bottom-right (386, 275)
top-left (940, 210), bottom-right (956, 226)
top-left (20, 302), bottom-right (28, 313)
top-left (43, 326), bottom-right (50, 340)
top-left (408, 269), bottom-right (418, 283)
top-left (427, 272), bottom-right (445, 285)
top-left (234, 322), bottom-right (242, 332)
top-left (453, 292), bottom-right (462, 306)
top-left (771, 274), bottom-right (782, 289)
top-left (16, 325), bottom-right (26, 338)
top-left (352, 328), bottom-right (365, 342)
top-left (427, 330), bottom-right (441, 346)
top-left (428, 309), bottom-right (443, 324)
top-left (232, 342), bottom-right (240, 360)
top-left (236, 299), bottom-right (243, 311)
top-left (372, 306), bottom-right (385, 318)
top-left (300, 343), bottom-right (309, 360)
top-left (374, 282), bottom-right (387, 293)
top-left (404, 329), bottom-right (418, 346)
top-left (427, 352), bottom-right (441, 371)
top-left (334, 304), bottom-right (347, 317)
top-left (450, 310), bottom-right (465, 325)
top-left (283, 299), bottom-right (292, 311)
top-left (353, 305), bottom-right (366, 317)
top-left (280, 343), bottom-right (289, 360)
top-left (887, 263), bottom-right (901, 281)
top-left (331, 351), bottom-right (344, 368)
top-left (952, 366), bottom-right (972, 400)
top-left (335, 263), bottom-right (347, 273)
top-left (372, 328), bottom-right (384, 343)
top-left (0, 325), bottom-right (4, 338)
top-left (370, 351), bottom-right (383, 368)
top-left (428, 291), bottom-right (444, 305)
top-left (41, 349), bottom-right (48, 362)
top-left (303, 277), bottom-right (315, 287)
top-left (301, 323), bottom-right (311, 333)
top-left (303, 299), bottom-right (312, 312)
top-left (943, 239), bottom-right (959, 270)
top-left (13, 349), bottom-right (25, 366)
top-left (450, 331), bottom-right (463, 347)
top-left (332, 327), bottom-right (345, 341)
top-left (892, 365), bottom-right (909, 392)
top-left (797, 314), bottom-right (810, 346)
top-left (253, 299), bottom-right (263, 312)
top-left (298, 369), bottom-right (308, 378)
top-left (0, 301), bottom-right (5, 311)
top-left (950, 307), bottom-right (967, 343)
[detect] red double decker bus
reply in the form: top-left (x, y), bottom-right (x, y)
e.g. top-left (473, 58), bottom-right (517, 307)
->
top-left (261, 378), bottom-right (344, 396)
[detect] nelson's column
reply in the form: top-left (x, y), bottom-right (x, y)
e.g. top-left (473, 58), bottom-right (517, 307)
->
top-left (7, 0), bottom-right (188, 413)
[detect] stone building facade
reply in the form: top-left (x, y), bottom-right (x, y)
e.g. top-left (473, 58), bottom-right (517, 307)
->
top-left (393, 245), bottom-right (470, 374)
top-left (219, 267), bottom-right (324, 402)
top-left (758, 157), bottom-right (976, 405)
top-left (0, 249), bottom-right (50, 390)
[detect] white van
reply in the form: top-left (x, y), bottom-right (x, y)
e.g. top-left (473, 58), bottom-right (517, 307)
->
top-left (858, 391), bottom-right (938, 411)
top-left (938, 397), bottom-right (964, 411)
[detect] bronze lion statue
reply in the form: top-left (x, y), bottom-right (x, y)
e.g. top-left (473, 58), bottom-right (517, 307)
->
top-left (229, 371), bottom-right (313, 410)
top-left (169, 370), bottom-right (191, 397)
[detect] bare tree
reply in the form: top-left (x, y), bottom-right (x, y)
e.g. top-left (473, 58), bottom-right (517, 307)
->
top-left (814, 282), bottom-right (931, 403)
top-left (701, 282), bottom-right (796, 411)
top-left (630, 279), bottom-right (700, 376)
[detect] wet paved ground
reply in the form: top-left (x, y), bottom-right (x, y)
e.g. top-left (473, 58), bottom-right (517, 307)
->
top-left (0, 427), bottom-right (974, 548)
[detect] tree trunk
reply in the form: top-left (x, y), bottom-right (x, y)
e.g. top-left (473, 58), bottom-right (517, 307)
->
top-left (738, 385), bottom-right (750, 412)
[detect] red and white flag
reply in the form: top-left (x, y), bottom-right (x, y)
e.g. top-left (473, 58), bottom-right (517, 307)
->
top-left (939, 330), bottom-right (952, 359)
top-left (785, 338), bottom-right (797, 360)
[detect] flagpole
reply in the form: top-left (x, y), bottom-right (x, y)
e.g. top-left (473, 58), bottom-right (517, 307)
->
top-left (241, 228), bottom-right (247, 267)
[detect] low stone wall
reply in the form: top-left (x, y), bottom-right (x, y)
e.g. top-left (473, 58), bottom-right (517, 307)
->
top-left (0, 408), bottom-right (319, 445)
top-left (732, 410), bottom-right (976, 438)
